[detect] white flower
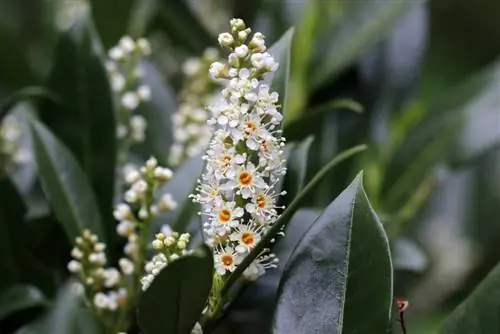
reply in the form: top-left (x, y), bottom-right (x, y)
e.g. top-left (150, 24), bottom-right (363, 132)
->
top-left (88, 252), bottom-right (106, 265)
top-left (94, 292), bottom-right (109, 309)
top-left (209, 62), bottom-right (225, 79)
top-left (121, 92), bottom-right (139, 109)
top-left (234, 45), bottom-right (248, 58)
top-left (67, 260), bottom-right (81, 273)
top-left (218, 32), bottom-right (234, 47)
top-left (182, 58), bottom-right (201, 76)
top-left (154, 166), bottom-right (173, 181)
top-left (230, 18), bottom-right (245, 30)
top-left (119, 258), bottom-right (135, 275)
top-left (119, 36), bottom-right (135, 53)
top-left (230, 223), bottom-right (262, 253)
top-left (113, 203), bottom-right (132, 221)
top-left (103, 268), bottom-right (121, 287)
top-left (124, 169), bottom-right (140, 184)
top-left (137, 38), bottom-right (152, 55)
top-left (111, 73), bottom-right (125, 91)
top-left (137, 85), bottom-right (151, 101)
top-left (108, 46), bottom-right (124, 60)
top-left (214, 246), bottom-right (241, 275)
top-left (71, 247), bottom-right (83, 259)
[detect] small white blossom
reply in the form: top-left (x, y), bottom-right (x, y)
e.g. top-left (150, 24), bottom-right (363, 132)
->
top-left (94, 292), bottom-right (109, 309)
top-left (121, 92), bottom-right (139, 109)
top-left (218, 32), bottom-right (234, 48)
top-left (108, 46), bottom-right (124, 60)
top-left (67, 260), bottom-right (81, 273)
top-left (119, 258), bottom-right (135, 275)
top-left (113, 203), bottom-right (132, 221)
top-left (137, 85), bottom-right (151, 101)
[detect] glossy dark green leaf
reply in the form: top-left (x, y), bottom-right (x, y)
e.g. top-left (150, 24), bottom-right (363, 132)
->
top-left (441, 263), bottom-right (500, 333)
top-left (138, 245), bottom-right (213, 334)
top-left (0, 285), bottom-right (47, 322)
top-left (311, 0), bottom-right (421, 90)
top-left (40, 8), bottom-right (117, 232)
top-left (0, 177), bottom-right (26, 292)
top-left (222, 145), bottom-right (368, 295)
top-left (220, 209), bottom-right (321, 334)
top-left (0, 87), bottom-right (58, 123)
top-left (30, 119), bottom-right (104, 243)
top-left (274, 172), bottom-right (393, 334)
top-left (133, 60), bottom-right (176, 165)
top-left (89, 0), bottom-right (135, 48)
top-left (149, 0), bottom-right (214, 54)
top-left (264, 27), bottom-right (294, 124)
top-left (154, 155), bottom-right (204, 234)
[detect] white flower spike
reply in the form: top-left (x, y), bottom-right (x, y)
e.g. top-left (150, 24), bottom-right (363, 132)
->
top-left (191, 18), bottom-right (286, 280)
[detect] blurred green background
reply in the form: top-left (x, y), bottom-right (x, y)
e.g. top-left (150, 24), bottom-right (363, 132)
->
top-left (0, 0), bottom-right (499, 333)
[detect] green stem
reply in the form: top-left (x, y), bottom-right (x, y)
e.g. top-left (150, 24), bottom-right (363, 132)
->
top-left (221, 144), bottom-right (367, 297)
top-left (112, 181), bottom-right (155, 333)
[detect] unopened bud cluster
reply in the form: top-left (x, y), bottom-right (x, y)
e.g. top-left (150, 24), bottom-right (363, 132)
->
top-left (114, 157), bottom-right (176, 261)
top-left (0, 115), bottom-right (30, 174)
top-left (106, 36), bottom-right (152, 163)
top-left (191, 19), bottom-right (285, 281)
top-left (140, 231), bottom-right (192, 290)
top-left (67, 229), bottom-right (131, 312)
top-left (169, 48), bottom-right (223, 166)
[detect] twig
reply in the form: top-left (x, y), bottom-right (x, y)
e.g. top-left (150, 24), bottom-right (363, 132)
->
top-left (395, 298), bottom-right (409, 334)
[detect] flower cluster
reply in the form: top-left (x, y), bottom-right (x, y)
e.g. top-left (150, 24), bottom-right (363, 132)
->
top-left (140, 231), bottom-right (192, 290)
top-left (0, 115), bottom-right (30, 173)
top-left (114, 157), bottom-right (177, 263)
top-left (67, 157), bottom-right (178, 332)
top-left (106, 36), bottom-right (152, 164)
top-left (67, 229), bottom-right (132, 313)
top-left (169, 48), bottom-right (223, 166)
top-left (191, 19), bottom-right (285, 281)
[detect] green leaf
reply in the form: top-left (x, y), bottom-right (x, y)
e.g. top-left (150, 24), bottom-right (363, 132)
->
top-left (311, 0), bottom-right (421, 90)
top-left (133, 60), bottom-right (176, 165)
top-left (30, 119), bottom-right (105, 243)
top-left (154, 155), bottom-right (204, 234)
top-left (89, 0), bottom-right (135, 48)
top-left (282, 136), bottom-right (314, 203)
top-left (274, 172), bottom-right (393, 333)
top-left (40, 7), bottom-right (117, 232)
top-left (0, 285), bottom-right (47, 322)
top-left (222, 145), bottom-right (368, 296)
top-left (0, 87), bottom-right (59, 123)
top-left (218, 209), bottom-right (322, 334)
top-left (149, 0), bottom-right (214, 54)
top-left (0, 177), bottom-right (26, 292)
top-left (264, 27), bottom-right (294, 124)
top-left (447, 60), bottom-right (500, 166)
top-left (393, 237), bottom-right (428, 273)
top-left (138, 245), bottom-right (214, 334)
top-left (441, 263), bottom-right (500, 333)
top-left (44, 281), bottom-right (100, 334)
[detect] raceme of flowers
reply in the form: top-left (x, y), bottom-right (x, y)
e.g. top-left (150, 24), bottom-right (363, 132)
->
top-left (67, 157), bottom-right (176, 332)
top-left (0, 115), bottom-right (30, 174)
top-left (106, 36), bottom-right (152, 164)
top-left (190, 18), bottom-right (285, 281)
top-left (169, 47), bottom-right (223, 167)
top-left (140, 230), bottom-right (192, 291)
